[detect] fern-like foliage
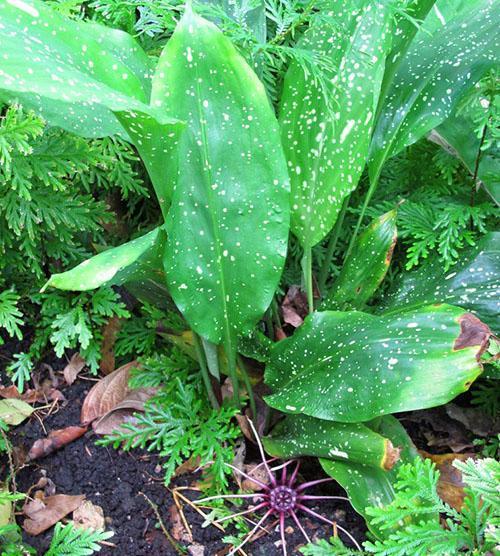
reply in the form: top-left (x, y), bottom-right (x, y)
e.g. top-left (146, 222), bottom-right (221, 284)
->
top-left (0, 290), bottom-right (23, 344)
top-left (300, 536), bottom-right (362, 555)
top-left (363, 458), bottom-right (499, 555)
top-left (99, 355), bottom-right (239, 492)
top-left (44, 523), bottom-right (113, 556)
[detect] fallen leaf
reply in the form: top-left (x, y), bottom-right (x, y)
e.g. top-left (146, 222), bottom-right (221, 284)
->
top-left (0, 398), bottom-right (34, 425)
top-left (281, 285), bottom-right (308, 328)
top-left (0, 486), bottom-right (11, 527)
top-left (445, 403), bottom-right (498, 438)
top-left (63, 353), bottom-right (86, 386)
top-left (28, 426), bottom-right (88, 460)
top-left (174, 456), bottom-right (201, 478)
top-left (72, 500), bottom-right (105, 531)
top-left (92, 387), bottom-right (156, 435)
top-left (100, 317), bottom-right (122, 376)
top-left (23, 494), bottom-right (85, 535)
top-left (0, 384), bottom-right (65, 404)
top-left (241, 463), bottom-right (272, 492)
top-left (80, 361), bottom-right (138, 425)
top-left (275, 327), bottom-right (287, 340)
top-left (421, 451), bottom-right (475, 511)
top-left (0, 385), bottom-right (22, 399)
top-left (188, 543), bottom-right (205, 556)
top-left (168, 504), bottom-right (191, 542)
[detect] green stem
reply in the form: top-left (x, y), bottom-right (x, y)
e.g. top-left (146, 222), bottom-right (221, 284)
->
top-left (302, 245), bottom-right (314, 314)
top-left (265, 307), bottom-right (275, 341)
top-left (193, 332), bottom-right (219, 410)
top-left (344, 172), bottom-right (381, 264)
top-left (237, 355), bottom-right (257, 421)
top-left (317, 197), bottom-right (350, 297)
top-left (225, 339), bottom-right (241, 408)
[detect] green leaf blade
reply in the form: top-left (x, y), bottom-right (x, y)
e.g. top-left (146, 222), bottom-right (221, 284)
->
top-left (370, 0), bottom-right (500, 180)
top-left (155, 8), bottom-right (290, 344)
top-left (323, 209), bottom-right (397, 310)
top-left (380, 232), bottom-right (499, 331)
top-left (42, 227), bottom-right (167, 297)
top-left (265, 305), bottom-right (490, 422)
top-left (279, 1), bottom-right (394, 248)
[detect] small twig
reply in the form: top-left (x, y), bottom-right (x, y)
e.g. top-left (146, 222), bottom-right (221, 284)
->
top-left (139, 492), bottom-right (184, 556)
top-left (172, 489), bottom-right (193, 542)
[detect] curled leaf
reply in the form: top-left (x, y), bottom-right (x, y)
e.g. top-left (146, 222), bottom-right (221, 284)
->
top-left (27, 426), bottom-right (88, 461)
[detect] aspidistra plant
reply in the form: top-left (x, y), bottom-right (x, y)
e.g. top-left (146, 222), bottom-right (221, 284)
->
top-left (1, 0), bottom-right (498, 541)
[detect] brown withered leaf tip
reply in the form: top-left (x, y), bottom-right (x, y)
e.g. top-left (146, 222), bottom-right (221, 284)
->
top-left (385, 232), bottom-right (397, 265)
top-left (382, 440), bottom-right (401, 471)
top-left (453, 313), bottom-right (492, 360)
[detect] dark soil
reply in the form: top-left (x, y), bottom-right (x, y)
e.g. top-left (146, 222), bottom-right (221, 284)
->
top-left (0, 350), bottom-right (366, 556)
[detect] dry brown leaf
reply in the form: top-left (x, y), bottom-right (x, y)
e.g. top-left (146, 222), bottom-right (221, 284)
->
top-left (63, 353), bottom-right (86, 386)
top-left (72, 500), bottom-right (105, 531)
top-left (174, 456), bottom-right (202, 478)
top-left (28, 426), bottom-right (88, 461)
top-left (281, 285), bottom-right (308, 328)
top-left (168, 504), bottom-right (191, 542)
top-left (241, 463), bottom-right (272, 492)
top-left (92, 387), bottom-right (157, 435)
top-left (100, 317), bottom-right (122, 376)
top-left (188, 543), bottom-right (205, 556)
top-left (23, 494), bottom-right (85, 535)
top-left (0, 385), bottom-right (22, 399)
top-left (80, 361), bottom-right (138, 425)
top-left (420, 451), bottom-right (475, 511)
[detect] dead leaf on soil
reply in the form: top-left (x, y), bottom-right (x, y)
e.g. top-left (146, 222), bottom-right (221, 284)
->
top-left (0, 384), bottom-right (65, 404)
top-left (100, 317), bottom-right (122, 376)
top-left (421, 451), bottom-right (475, 511)
top-left (93, 388), bottom-right (156, 435)
top-left (80, 361), bottom-right (138, 425)
top-left (281, 285), bottom-right (308, 328)
top-left (241, 463), bottom-right (272, 492)
top-left (27, 426), bottom-right (88, 461)
top-left (174, 456), bottom-right (202, 478)
top-left (72, 500), bottom-right (105, 531)
top-left (23, 494), bottom-right (85, 535)
top-left (63, 353), bottom-right (86, 386)
top-left (0, 486), bottom-right (12, 527)
top-left (445, 403), bottom-right (499, 438)
top-left (188, 543), bottom-right (205, 556)
top-left (0, 398), bottom-right (34, 425)
top-left (168, 503), bottom-right (192, 543)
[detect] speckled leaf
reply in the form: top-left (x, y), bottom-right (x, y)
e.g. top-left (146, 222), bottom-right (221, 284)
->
top-left (431, 114), bottom-right (500, 205)
top-left (376, 0), bottom-right (436, 115)
top-left (265, 305), bottom-right (491, 422)
top-left (380, 232), bottom-right (499, 331)
top-left (0, 0), bottom-right (184, 213)
top-left (320, 416), bottom-right (421, 536)
top-left (42, 227), bottom-right (166, 296)
top-left (154, 8), bottom-right (290, 345)
top-left (279, 1), bottom-right (393, 248)
top-left (263, 414), bottom-right (400, 470)
top-left (0, 0), bottom-right (153, 132)
top-left (322, 210), bottom-right (397, 310)
top-left (370, 0), bottom-right (499, 181)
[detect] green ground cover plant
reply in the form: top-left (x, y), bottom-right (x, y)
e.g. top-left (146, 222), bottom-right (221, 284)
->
top-left (0, 0), bottom-right (498, 553)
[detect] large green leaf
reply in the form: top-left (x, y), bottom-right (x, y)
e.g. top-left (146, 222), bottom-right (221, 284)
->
top-left (0, 0), bottom-right (184, 214)
top-left (154, 8), bottom-right (290, 346)
top-left (376, 0), bottom-right (436, 117)
top-left (370, 0), bottom-right (499, 181)
top-left (380, 232), bottom-right (499, 331)
top-left (322, 209), bottom-right (397, 310)
top-left (42, 227), bottom-right (167, 298)
top-left (263, 414), bottom-right (399, 470)
top-left (265, 305), bottom-right (491, 422)
top-left (279, 0), bottom-right (393, 248)
top-left (320, 416), bottom-right (420, 536)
